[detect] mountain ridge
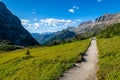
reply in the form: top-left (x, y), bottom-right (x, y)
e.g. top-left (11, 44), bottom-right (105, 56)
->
top-left (35, 12), bottom-right (120, 45)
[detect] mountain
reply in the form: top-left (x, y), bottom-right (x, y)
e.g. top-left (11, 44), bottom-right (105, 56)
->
top-left (74, 20), bottom-right (94, 34)
top-left (94, 13), bottom-right (120, 29)
top-left (43, 30), bottom-right (76, 45)
top-left (43, 20), bottom-right (96, 45)
top-left (97, 23), bottom-right (120, 38)
top-left (96, 13), bottom-right (120, 23)
top-left (74, 13), bottom-right (120, 38)
top-left (71, 12), bottom-right (120, 36)
top-left (43, 12), bottom-right (120, 45)
top-left (31, 32), bottom-right (57, 45)
top-left (0, 2), bottom-right (39, 46)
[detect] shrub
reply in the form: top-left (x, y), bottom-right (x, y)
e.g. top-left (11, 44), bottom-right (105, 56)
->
top-left (25, 49), bottom-right (30, 56)
top-left (0, 45), bottom-right (22, 51)
top-left (0, 40), bottom-right (12, 45)
top-left (97, 23), bottom-right (120, 38)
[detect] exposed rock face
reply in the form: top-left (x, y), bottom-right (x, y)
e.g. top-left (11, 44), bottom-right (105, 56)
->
top-left (74, 13), bottom-right (120, 35)
top-left (74, 20), bottom-right (94, 34)
top-left (95, 13), bottom-right (120, 24)
top-left (0, 2), bottom-right (39, 46)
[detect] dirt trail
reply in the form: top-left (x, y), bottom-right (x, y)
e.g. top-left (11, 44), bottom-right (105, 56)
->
top-left (59, 39), bottom-right (98, 80)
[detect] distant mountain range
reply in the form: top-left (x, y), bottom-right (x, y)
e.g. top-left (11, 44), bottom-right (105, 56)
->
top-left (0, 2), bottom-right (39, 46)
top-left (32, 12), bottom-right (120, 45)
top-left (31, 32), bottom-right (57, 45)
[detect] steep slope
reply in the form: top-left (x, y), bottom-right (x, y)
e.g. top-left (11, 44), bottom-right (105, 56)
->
top-left (43, 30), bottom-right (76, 45)
top-left (97, 23), bottom-right (120, 38)
top-left (96, 13), bottom-right (120, 24)
top-left (94, 13), bottom-right (120, 29)
top-left (0, 2), bottom-right (39, 46)
top-left (74, 20), bottom-right (94, 34)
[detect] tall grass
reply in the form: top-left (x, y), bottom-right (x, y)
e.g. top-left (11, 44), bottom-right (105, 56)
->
top-left (0, 40), bottom-right (90, 80)
top-left (97, 36), bottom-right (120, 80)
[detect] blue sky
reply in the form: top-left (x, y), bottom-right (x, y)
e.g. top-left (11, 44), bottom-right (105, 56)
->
top-left (1, 0), bottom-right (120, 33)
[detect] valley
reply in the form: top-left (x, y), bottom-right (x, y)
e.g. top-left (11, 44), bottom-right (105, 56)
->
top-left (0, 1), bottom-right (120, 80)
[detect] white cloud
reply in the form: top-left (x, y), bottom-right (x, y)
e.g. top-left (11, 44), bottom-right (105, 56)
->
top-left (75, 19), bottom-right (82, 22)
top-left (21, 18), bottom-right (82, 33)
top-left (21, 19), bottom-right (32, 30)
top-left (21, 19), bottom-right (30, 25)
top-left (40, 18), bottom-right (72, 28)
top-left (68, 6), bottom-right (79, 13)
top-left (27, 26), bottom-right (31, 30)
top-left (97, 0), bottom-right (102, 2)
top-left (73, 6), bottom-right (79, 9)
top-left (34, 18), bottom-right (38, 21)
top-left (68, 9), bottom-right (75, 13)
top-left (33, 23), bottom-right (40, 29)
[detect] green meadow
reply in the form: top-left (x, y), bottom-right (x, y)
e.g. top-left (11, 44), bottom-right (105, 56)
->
top-left (0, 40), bottom-right (90, 80)
top-left (97, 36), bottom-right (120, 80)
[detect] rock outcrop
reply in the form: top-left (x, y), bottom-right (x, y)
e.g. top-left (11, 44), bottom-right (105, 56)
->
top-left (74, 20), bottom-right (94, 34)
top-left (95, 13), bottom-right (120, 24)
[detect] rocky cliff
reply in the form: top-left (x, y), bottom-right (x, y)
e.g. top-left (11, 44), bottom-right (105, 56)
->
top-left (96, 13), bottom-right (120, 24)
top-left (0, 2), bottom-right (39, 46)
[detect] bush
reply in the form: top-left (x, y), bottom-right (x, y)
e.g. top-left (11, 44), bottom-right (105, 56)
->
top-left (97, 23), bottom-right (120, 38)
top-left (25, 49), bottom-right (30, 56)
top-left (0, 45), bottom-right (22, 51)
top-left (0, 40), bottom-right (12, 45)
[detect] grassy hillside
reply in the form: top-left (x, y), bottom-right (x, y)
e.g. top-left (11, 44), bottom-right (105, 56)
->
top-left (0, 40), bottom-right (90, 80)
top-left (97, 23), bottom-right (120, 38)
top-left (97, 36), bottom-right (120, 80)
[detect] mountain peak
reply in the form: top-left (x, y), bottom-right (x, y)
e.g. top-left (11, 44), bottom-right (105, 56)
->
top-left (95, 12), bottom-right (120, 23)
top-left (0, 1), bottom-right (6, 7)
top-left (79, 20), bottom-right (94, 27)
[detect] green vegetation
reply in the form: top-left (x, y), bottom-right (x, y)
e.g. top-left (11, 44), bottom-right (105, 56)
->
top-left (97, 36), bottom-right (120, 80)
top-left (97, 23), bottom-right (120, 38)
top-left (0, 40), bottom-right (90, 80)
top-left (25, 49), bottom-right (30, 56)
top-left (0, 45), bottom-right (23, 51)
top-left (0, 40), bottom-right (12, 45)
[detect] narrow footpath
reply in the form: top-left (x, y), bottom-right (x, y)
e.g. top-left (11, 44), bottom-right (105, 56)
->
top-left (59, 39), bottom-right (98, 80)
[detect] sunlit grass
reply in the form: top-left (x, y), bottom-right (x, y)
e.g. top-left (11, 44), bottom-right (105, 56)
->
top-left (0, 40), bottom-right (90, 80)
top-left (97, 36), bottom-right (120, 80)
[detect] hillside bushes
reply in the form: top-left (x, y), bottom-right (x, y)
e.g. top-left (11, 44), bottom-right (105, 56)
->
top-left (97, 23), bottom-right (120, 38)
top-left (0, 45), bottom-right (23, 51)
